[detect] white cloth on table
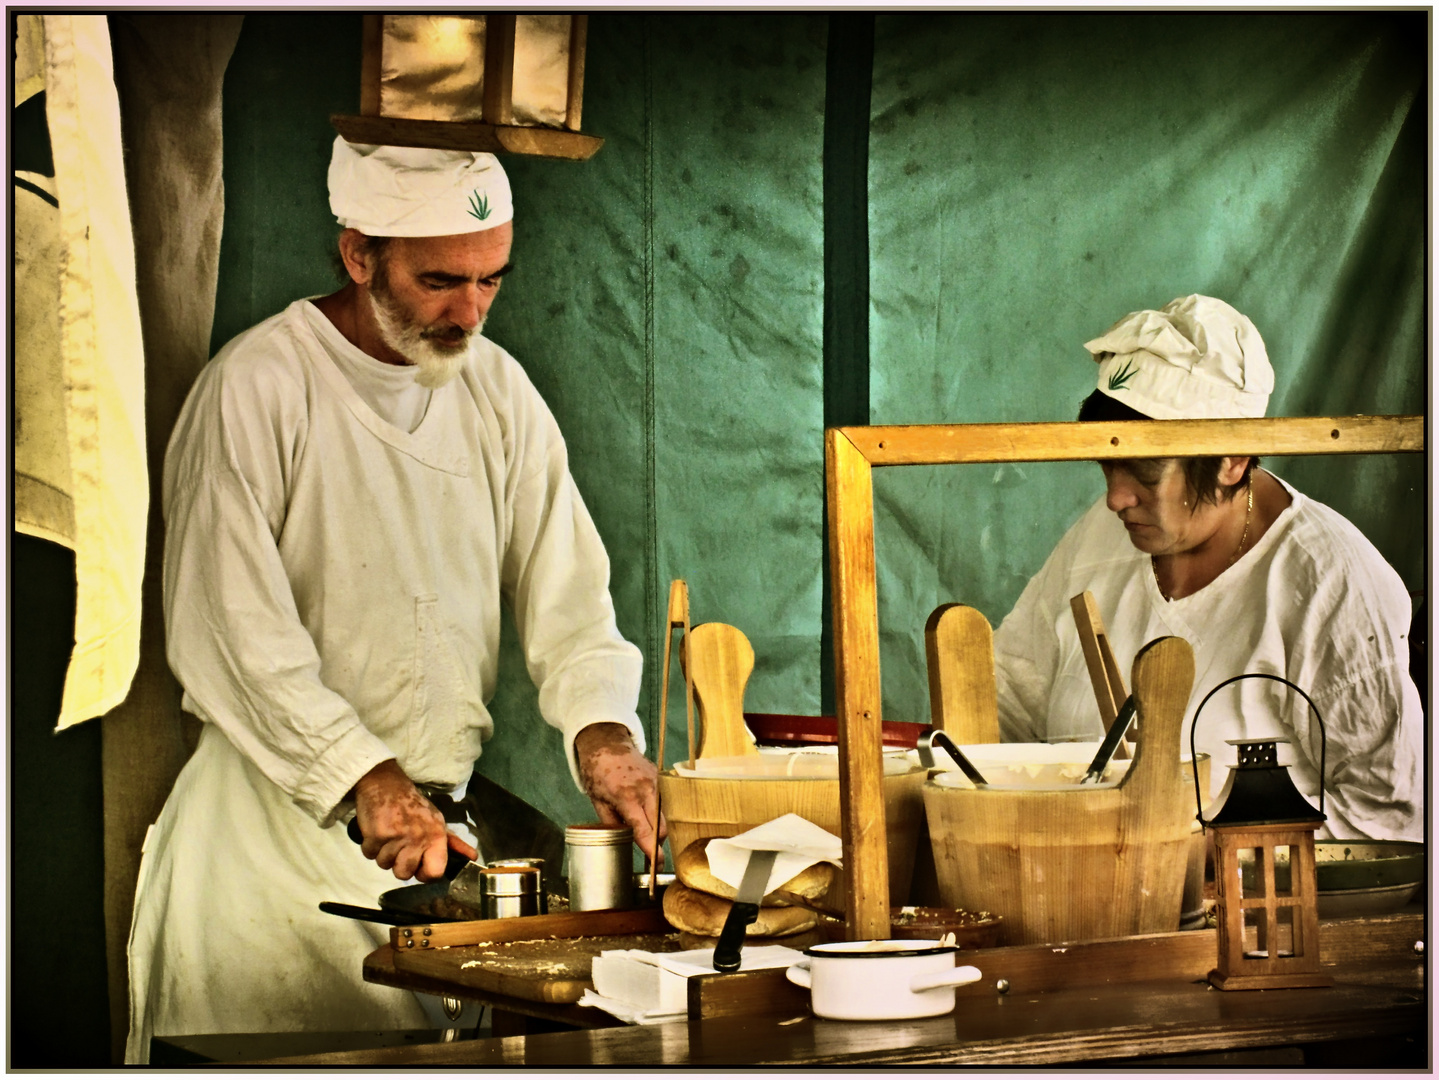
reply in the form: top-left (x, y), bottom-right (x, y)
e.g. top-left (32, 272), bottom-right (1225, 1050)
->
top-left (126, 298), bottom-right (643, 1060)
top-left (992, 472), bottom-right (1422, 843)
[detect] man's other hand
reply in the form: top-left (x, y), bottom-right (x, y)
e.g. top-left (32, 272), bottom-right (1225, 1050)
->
top-left (575, 722), bottom-right (668, 866)
top-left (351, 759), bottom-right (478, 881)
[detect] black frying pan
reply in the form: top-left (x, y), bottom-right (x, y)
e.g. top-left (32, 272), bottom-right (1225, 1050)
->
top-left (319, 821), bottom-right (480, 924)
top-left (320, 881), bottom-right (472, 925)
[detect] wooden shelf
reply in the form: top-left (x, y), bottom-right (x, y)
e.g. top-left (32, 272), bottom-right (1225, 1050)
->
top-left (331, 114), bottom-right (603, 161)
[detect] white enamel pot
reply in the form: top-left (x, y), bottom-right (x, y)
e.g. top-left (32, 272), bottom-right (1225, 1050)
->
top-left (785, 940), bottom-right (983, 1021)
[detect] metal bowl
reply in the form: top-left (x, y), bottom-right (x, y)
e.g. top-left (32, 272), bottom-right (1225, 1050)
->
top-left (1238, 840), bottom-right (1424, 916)
top-left (1314, 840), bottom-right (1424, 891)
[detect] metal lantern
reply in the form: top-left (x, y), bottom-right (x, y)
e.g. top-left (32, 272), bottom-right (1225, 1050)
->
top-left (1190, 674), bottom-right (1333, 991)
top-left (332, 13), bottom-right (602, 161)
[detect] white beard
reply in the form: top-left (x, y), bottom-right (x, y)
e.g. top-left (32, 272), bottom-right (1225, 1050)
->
top-left (368, 289), bottom-right (481, 389)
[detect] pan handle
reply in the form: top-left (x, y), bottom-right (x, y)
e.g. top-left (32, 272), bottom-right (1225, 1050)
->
top-left (318, 900), bottom-right (426, 926)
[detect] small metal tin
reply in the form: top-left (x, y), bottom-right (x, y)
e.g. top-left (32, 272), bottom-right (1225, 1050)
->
top-left (565, 824), bottom-right (635, 911)
top-left (477, 865), bottom-right (542, 920)
top-left (485, 858), bottom-right (549, 914)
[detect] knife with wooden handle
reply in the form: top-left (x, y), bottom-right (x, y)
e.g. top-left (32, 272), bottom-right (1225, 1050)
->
top-left (712, 849), bottom-right (778, 972)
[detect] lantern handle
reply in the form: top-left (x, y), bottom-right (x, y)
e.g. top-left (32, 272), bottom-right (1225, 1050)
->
top-left (1189, 672), bottom-right (1327, 825)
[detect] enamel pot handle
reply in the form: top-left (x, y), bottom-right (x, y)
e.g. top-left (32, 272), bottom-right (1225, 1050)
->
top-left (785, 961), bottom-right (813, 989)
top-left (909, 964), bottom-right (983, 993)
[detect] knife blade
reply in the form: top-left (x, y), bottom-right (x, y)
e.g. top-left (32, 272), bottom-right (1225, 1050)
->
top-left (712, 849), bottom-right (778, 972)
top-left (1079, 694), bottom-right (1137, 785)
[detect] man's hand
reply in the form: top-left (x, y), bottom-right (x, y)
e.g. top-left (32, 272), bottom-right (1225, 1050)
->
top-left (351, 759), bottom-right (478, 882)
top-left (575, 722), bottom-right (667, 866)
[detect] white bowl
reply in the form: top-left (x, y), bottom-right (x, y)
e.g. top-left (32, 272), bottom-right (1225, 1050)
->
top-left (918, 742), bottom-right (1132, 790)
top-left (785, 939), bottom-right (983, 1020)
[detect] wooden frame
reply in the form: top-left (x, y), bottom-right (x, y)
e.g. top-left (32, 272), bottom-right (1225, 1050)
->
top-left (826, 414), bottom-right (1424, 940)
top-left (1210, 822), bottom-right (1331, 989)
top-left (334, 13), bottom-right (603, 161)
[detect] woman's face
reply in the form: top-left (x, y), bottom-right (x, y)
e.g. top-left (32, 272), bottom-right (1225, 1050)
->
top-left (1099, 458), bottom-right (1226, 557)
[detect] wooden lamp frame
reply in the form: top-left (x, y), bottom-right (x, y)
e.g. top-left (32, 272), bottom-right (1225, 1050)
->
top-left (825, 414), bottom-right (1424, 940)
top-left (332, 14), bottom-right (602, 161)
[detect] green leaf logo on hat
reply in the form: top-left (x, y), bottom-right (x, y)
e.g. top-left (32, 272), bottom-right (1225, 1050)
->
top-left (1107, 358), bottom-right (1138, 392)
top-left (467, 190), bottom-right (491, 222)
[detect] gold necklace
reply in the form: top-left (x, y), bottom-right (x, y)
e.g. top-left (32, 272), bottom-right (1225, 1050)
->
top-left (1151, 481), bottom-right (1254, 599)
top-left (1229, 480), bottom-right (1254, 566)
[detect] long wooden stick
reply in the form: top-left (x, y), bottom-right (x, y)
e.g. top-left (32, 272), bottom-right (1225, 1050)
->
top-left (680, 588), bottom-right (696, 770)
top-left (1070, 591), bottom-right (1132, 759)
top-left (842, 415), bottom-right (1423, 466)
top-left (651, 579), bottom-right (688, 896)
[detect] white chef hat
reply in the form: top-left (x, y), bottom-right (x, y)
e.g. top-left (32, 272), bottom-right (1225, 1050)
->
top-left (327, 136), bottom-right (513, 237)
top-left (1084, 294), bottom-right (1273, 420)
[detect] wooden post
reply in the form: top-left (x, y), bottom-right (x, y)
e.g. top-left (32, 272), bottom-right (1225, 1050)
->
top-left (482, 13), bottom-right (517, 127)
top-left (359, 13), bottom-right (384, 117)
top-left (826, 428), bottom-right (890, 940)
top-left (565, 14), bottom-right (588, 132)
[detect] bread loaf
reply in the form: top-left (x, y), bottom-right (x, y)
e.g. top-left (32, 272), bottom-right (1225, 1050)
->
top-left (662, 882), bottom-right (817, 938)
top-left (674, 838), bottom-right (835, 904)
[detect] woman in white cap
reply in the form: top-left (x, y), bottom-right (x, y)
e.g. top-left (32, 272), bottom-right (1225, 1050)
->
top-left (992, 295), bottom-right (1422, 843)
top-left (126, 139), bottom-right (661, 1060)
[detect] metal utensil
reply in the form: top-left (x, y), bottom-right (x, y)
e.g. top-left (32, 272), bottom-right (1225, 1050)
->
top-left (713, 849), bottom-right (778, 972)
top-left (1079, 695), bottom-right (1137, 785)
top-left (916, 730), bottom-right (989, 787)
top-left (346, 817), bottom-right (481, 908)
top-left (456, 772), bottom-right (567, 896)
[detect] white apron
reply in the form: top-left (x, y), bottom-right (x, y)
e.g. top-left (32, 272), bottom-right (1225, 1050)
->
top-left (124, 725), bottom-right (478, 1063)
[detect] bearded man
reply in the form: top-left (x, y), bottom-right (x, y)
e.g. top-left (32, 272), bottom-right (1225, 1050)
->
top-left (126, 140), bottom-right (660, 1060)
top-left (992, 295), bottom-right (1422, 844)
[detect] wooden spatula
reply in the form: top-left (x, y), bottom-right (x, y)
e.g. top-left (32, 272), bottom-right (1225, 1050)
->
top-left (682, 622), bottom-right (758, 760)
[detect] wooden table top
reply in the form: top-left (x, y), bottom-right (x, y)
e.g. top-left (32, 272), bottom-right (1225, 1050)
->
top-left (253, 911), bottom-right (1426, 1068)
top-left (255, 965), bottom-right (1424, 1067)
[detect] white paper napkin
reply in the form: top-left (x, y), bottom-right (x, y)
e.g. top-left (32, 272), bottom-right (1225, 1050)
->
top-left (579, 945), bottom-right (806, 1025)
top-left (704, 813), bottom-right (843, 894)
top-left (576, 990), bottom-right (684, 1026)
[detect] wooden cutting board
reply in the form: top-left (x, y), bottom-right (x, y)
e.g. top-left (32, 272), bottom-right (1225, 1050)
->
top-left (390, 931), bottom-right (684, 1003)
top-left (385, 909), bottom-right (683, 1004)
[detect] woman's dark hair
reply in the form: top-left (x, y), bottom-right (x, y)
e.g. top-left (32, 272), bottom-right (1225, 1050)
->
top-left (1077, 389), bottom-right (1256, 507)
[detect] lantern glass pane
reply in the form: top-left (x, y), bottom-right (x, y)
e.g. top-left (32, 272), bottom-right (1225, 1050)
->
top-left (1242, 907), bottom-right (1267, 958)
top-left (377, 14), bottom-right (573, 128)
top-left (381, 15), bottom-right (486, 121)
top-left (1274, 905), bottom-right (1298, 958)
top-left (1274, 845), bottom-right (1295, 897)
top-left (1238, 847), bottom-right (1267, 899)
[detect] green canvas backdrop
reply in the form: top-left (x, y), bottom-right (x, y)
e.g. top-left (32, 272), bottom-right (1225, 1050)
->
top-left (867, 10), bottom-right (1427, 725)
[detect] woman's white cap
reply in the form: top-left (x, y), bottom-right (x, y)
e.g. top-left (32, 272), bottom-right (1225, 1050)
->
top-left (1084, 294), bottom-right (1273, 420)
top-left (327, 136), bottom-right (513, 237)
